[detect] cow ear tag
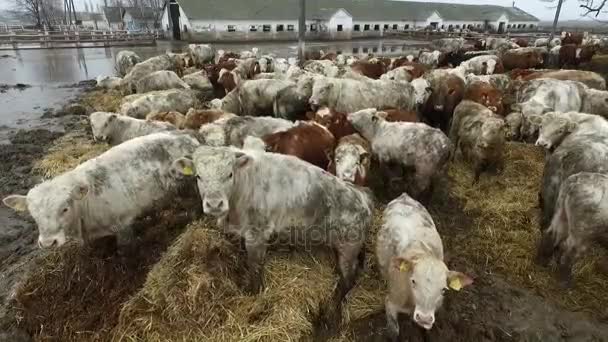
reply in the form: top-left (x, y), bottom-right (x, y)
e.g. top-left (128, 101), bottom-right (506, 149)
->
top-left (449, 278), bottom-right (462, 291)
top-left (183, 166), bottom-right (194, 176)
top-left (399, 261), bottom-right (409, 272)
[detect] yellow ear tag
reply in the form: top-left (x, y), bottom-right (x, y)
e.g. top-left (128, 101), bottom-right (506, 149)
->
top-left (399, 261), bottom-right (409, 272)
top-left (449, 278), bottom-right (462, 291)
top-left (183, 166), bottom-right (194, 176)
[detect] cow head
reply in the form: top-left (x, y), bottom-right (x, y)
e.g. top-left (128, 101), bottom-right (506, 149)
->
top-left (4, 182), bottom-right (89, 248)
top-left (199, 123), bottom-right (226, 147)
top-left (478, 117), bottom-right (507, 149)
top-left (333, 140), bottom-right (370, 185)
top-left (411, 78), bottom-right (433, 107)
top-left (309, 78), bottom-right (334, 109)
top-left (535, 114), bottom-right (576, 150)
top-left (392, 246), bottom-right (473, 330)
top-left (347, 108), bottom-right (384, 140)
top-left (173, 147), bottom-right (252, 217)
top-left (90, 112), bottom-right (117, 144)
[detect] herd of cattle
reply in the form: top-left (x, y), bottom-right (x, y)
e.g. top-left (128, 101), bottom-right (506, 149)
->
top-left (3, 32), bottom-right (608, 339)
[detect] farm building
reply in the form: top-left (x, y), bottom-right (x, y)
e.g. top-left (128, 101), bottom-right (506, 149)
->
top-left (160, 0), bottom-right (540, 42)
top-left (102, 7), bottom-right (125, 30)
top-left (123, 7), bottom-right (162, 31)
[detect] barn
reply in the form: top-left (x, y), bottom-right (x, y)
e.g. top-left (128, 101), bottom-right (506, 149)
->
top-left (160, 0), bottom-right (540, 42)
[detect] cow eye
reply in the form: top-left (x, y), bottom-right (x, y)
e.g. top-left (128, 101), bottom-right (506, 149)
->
top-left (62, 207), bottom-right (69, 213)
top-left (228, 172), bottom-right (233, 179)
top-left (411, 279), bottom-right (416, 286)
top-left (442, 288), bottom-right (448, 295)
top-left (196, 175), bottom-right (201, 180)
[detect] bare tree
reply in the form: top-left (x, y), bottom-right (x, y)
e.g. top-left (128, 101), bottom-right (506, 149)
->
top-left (580, 0), bottom-right (608, 16)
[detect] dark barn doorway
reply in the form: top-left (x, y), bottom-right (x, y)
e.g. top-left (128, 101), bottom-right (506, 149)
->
top-left (169, 0), bottom-right (181, 40)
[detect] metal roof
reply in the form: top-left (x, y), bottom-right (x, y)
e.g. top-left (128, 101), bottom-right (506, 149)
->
top-left (175, 0), bottom-right (539, 22)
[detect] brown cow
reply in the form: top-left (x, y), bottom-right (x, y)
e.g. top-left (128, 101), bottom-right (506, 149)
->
top-left (562, 32), bottom-right (584, 46)
top-left (218, 68), bottom-right (240, 94)
top-left (350, 60), bottom-right (387, 79)
top-left (464, 81), bottom-right (505, 115)
top-left (183, 109), bottom-right (235, 130)
top-left (310, 107), bottom-right (357, 140)
top-left (305, 50), bottom-right (322, 60)
top-left (422, 73), bottom-right (465, 133)
top-left (509, 68), bottom-right (542, 80)
top-left (328, 133), bottom-right (371, 186)
top-left (502, 49), bottom-right (545, 70)
top-left (390, 61), bottom-right (428, 79)
top-left (261, 121), bottom-right (336, 169)
top-left (146, 111), bottom-right (186, 128)
top-left (320, 52), bottom-right (338, 61)
top-left (203, 61), bottom-right (238, 98)
top-left (579, 45), bottom-right (597, 64)
top-left (559, 44), bottom-right (579, 68)
top-left (512, 38), bottom-right (529, 48)
top-left (218, 51), bottom-right (241, 63)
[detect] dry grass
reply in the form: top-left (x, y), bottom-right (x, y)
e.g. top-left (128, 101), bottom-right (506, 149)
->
top-left (34, 127), bottom-right (109, 178)
top-left (113, 220), bottom-right (336, 342)
top-left (79, 89), bottom-right (123, 113)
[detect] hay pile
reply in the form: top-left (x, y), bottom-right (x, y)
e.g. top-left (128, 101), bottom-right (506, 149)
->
top-left (34, 127), bottom-right (109, 178)
top-left (114, 220), bottom-right (336, 341)
top-left (79, 89), bottom-right (123, 113)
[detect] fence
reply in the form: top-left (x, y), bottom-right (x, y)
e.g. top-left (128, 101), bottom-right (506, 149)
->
top-left (0, 29), bottom-right (158, 49)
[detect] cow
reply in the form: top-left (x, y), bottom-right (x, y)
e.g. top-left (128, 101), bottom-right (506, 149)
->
top-left (450, 101), bottom-right (506, 181)
top-left (562, 32), bottom-right (584, 46)
top-left (146, 111), bottom-right (186, 129)
top-left (432, 37), bottom-right (465, 53)
top-left (183, 71), bottom-right (214, 92)
top-left (534, 38), bottom-right (549, 47)
top-left (377, 193), bottom-right (473, 340)
top-left (311, 107), bottom-right (357, 140)
top-left (512, 38), bottom-right (529, 48)
top-left (328, 133), bottom-right (371, 186)
top-left (350, 60), bottom-right (387, 79)
top-left (135, 70), bottom-right (190, 94)
top-left (120, 89), bottom-right (200, 119)
top-left (520, 70), bottom-right (606, 90)
top-left (259, 121), bottom-right (336, 169)
top-left (537, 112), bottom-right (608, 235)
top-left (183, 109), bottom-right (236, 130)
top-left (3, 132), bottom-right (199, 248)
top-left (464, 81), bottom-right (504, 115)
top-left (121, 54), bottom-right (177, 94)
top-left (96, 75), bottom-right (122, 90)
top-left (557, 44), bottom-right (579, 68)
top-left (218, 68), bottom-right (242, 94)
top-left (504, 112), bottom-right (523, 141)
top-left (418, 50), bottom-right (447, 68)
top-left (536, 172), bottom-right (608, 286)
top-left (384, 63), bottom-right (428, 80)
top-left (202, 60), bottom-right (238, 98)
top-left (90, 112), bottom-right (176, 145)
top-left (309, 77), bottom-right (417, 114)
top-left (115, 50), bottom-right (141, 77)
top-left (519, 114), bottom-right (543, 143)
top-left (167, 52), bottom-right (192, 77)
top-left (239, 47), bottom-right (260, 59)
top-left (188, 44), bottom-right (215, 66)
top-left (171, 146), bottom-right (375, 315)
top-left (273, 75), bottom-right (315, 120)
top-left (422, 73), bottom-right (466, 133)
top-left (348, 108), bottom-right (451, 198)
top-left (303, 60), bottom-right (340, 77)
top-left (199, 116), bottom-right (296, 147)
top-left (238, 79), bottom-right (294, 117)
top-left (460, 55), bottom-right (504, 75)
top-left (502, 47), bottom-right (546, 70)
top-left (579, 45), bottom-right (597, 64)
top-left (514, 78), bottom-right (587, 117)
top-left (217, 50), bottom-right (241, 63)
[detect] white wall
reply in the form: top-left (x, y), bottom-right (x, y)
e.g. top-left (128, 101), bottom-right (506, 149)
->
top-left (425, 12), bottom-right (443, 28)
top-left (328, 9), bottom-right (352, 38)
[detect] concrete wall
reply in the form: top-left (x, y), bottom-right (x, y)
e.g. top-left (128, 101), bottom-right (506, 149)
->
top-left (327, 9), bottom-right (352, 39)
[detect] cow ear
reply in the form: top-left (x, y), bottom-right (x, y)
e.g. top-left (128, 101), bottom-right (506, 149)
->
top-left (360, 151), bottom-right (370, 165)
top-left (324, 147), bottom-right (335, 162)
top-left (3, 195), bottom-right (28, 212)
top-left (447, 271), bottom-right (474, 291)
top-left (392, 257), bottom-right (414, 273)
top-left (566, 121), bottom-right (577, 132)
top-left (109, 114), bottom-right (117, 121)
top-left (235, 152), bottom-right (252, 169)
top-left (71, 184), bottom-right (89, 200)
top-left (376, 111), bottom-right (389, 120)
top-left (173, 157), bottom-right (196, 176)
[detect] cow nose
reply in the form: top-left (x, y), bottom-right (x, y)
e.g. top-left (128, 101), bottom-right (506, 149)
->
top-left (38, 238), bottom-right (58, 248)
top-left (414, 313), bottom-right (435, 328)
top-left (434, 105), bottom-right (444, 111)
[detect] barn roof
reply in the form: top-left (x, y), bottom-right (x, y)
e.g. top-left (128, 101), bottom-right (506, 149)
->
top-left (103, 7), bottom-right (123, 23)
top-left (174, 0), bottom-right (539, 22)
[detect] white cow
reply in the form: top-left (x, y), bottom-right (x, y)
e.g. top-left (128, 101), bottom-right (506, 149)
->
top-left (89, 112), bottom-right (176, 145)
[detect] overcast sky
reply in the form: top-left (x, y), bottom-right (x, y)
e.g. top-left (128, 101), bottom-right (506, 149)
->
top-left (0, 0), bottom-right (597, 21)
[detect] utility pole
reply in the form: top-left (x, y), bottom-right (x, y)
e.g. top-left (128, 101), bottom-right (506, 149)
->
top-left (551, 0), bottom-right (565, 40)
top-left (298, 0), bottom-right (305, 65)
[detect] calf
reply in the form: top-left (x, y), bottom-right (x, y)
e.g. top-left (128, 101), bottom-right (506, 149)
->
top-left (535, 112), bottom-right (606, 151)
top-left (120, 89), bottom-right (199, 119)
top-left (183, 109), bottom-right (236, 130)
top-left (502, 48), bottom-right (546, 70)
top-left (199, 116), bottom-right (295, 147)
top-left (260, 122), bottom-right (335, 169)
top-left (217, 50), bottom-right (241, 63)
top-left (328, 133), bottom-right (371, 186)
top-left (146, 111), bottom-right (186, 129)
top-left (90, 112), bottom-right (176, 145)
top-left (239, 79), bottom-right (294, 116)
top-left (350, 60), bottom-right (387, 79)
top-left (188, 44), bottom-right (215, 66)
top-left (558, 44), bottom-right (579, 68)
top-left (461, 55), bottom-right (504, 75)
top-left (536, 172), bottom-right (608, 286)
top-left (218, 68), bottom-right (242, 94)
top-left (418, 50), bottom-right (447, 68)
top-left (450, 101), bottom-right (507, 182)
top-left (309, 77), bottom-right (417, 114)
top-left (203, 60), bottom-right (238, 98)
top-left (464, 81), bottom-right (504, 115)
top-left (377, 193), bottom-right (472, 340)
top-left (579, 45), bottom-right (597, 64)
top-left (303, 60), bottom-right (340, 77)
top-left (172, 146), bottom-right (374, 311)
top-left (121, 54), bottom-right (177, 94)
top-left (183, 71), bottom-right (214, 92)
top-left (3, 132), bottom-right (199, 248)
top-left (135, 70), bottom-right (190, 94)
top-left (273, 75), bottom-right (315, 121)
top-left (562, 32), bottom-right (584, 46)
top-left (514, 79), bottom-right (586, 116)
top-left (422, 73), bottom-right (466, 133)
top-left (96, 75), bottom-right (122, 90)
top-left (209, 88), bottom-right (241, 115)
top-left (348, 108), bottom-right (451, 197)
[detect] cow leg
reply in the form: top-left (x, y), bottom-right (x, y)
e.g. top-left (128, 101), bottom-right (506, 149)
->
top-left (385, 298), bottom-right (401, 342)
top-left (244, 231), bottom-right (268, 294)
top-left (536, 230), bottom-right (557, 267)
top-left (557, 242), bottom-right (576, 288)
